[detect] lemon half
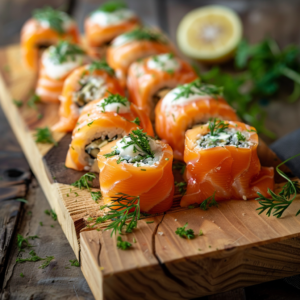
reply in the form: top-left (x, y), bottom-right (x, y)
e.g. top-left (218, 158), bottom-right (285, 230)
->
top-left (177, 6), bottom-right (242, 63)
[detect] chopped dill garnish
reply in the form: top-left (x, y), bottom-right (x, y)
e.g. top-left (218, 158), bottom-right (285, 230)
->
top-left (44, 209), bottom-right (57, 221)
top-left (95, 193), bottom-right (140, 236)
top-left (172, 161), bottom-right (186, 175)
top-left (91, 191), bottom-right (102, 202)
top-left (208, 118), bottom-right (229, 136)
top-left (39, 222), bottom-right (43, 226)
top-left (34, 127), bottom-right (57, 146)
top-left (39, 256), bottom-right (54, 269)
top-left (87, 121), bottom-right (94, 127)
top-left (13, 99), bottom-right (23, 107)
top-left (146, 221), bottom-right (154, 224)
top-left (95, 1), bottom-right (127, 13)
top-left (103, 150), bottom-right (119, 158)
top-left (175, 181), bottom-right (187, 196)
top-left (88, 60), bottom-right (115, 76)
top-left (117, 236), bottom-right (132, 250)
top-left (175, 223), bottom-right (195, 239)
top-left (20, 273), bottom-right (24, 277)
top-left (131, 117), bottom-right (140, 126)
top-left (17, 234), bottom-right (39, 251)
top-left (48, 41), bottom-right (85, 65)
top-left (236, 131), bottom-right (246, 142)
top-left (37, 113), bottom-right (43, 120)
top-left (33, 7), bottom-right (69, 34)
top-left (16, 250), bottom-right (44, 264)
top-left (69, 259), bottom-right (80, 267)
top-left (27, 94), bottom-right (40, 109)
top-left (74, 192), bottom-right (79, 197)
top-left (256, 153), bottom-right (300, 218)
top-left (173, 79), bottom-right (223, 101)
top-left (200, 191), bottom-right (218, 211)
top-left (97, 94), bottom-right (129, 112)
top-left (199, 229), bottom-right (203, 236)
top-left (71, 172), bottom-right (96, 191)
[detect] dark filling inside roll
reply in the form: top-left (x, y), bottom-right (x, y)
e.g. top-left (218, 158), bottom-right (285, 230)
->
top-left (152, 88), bottom-right (171, 106)
top-left (85, 135), bottom-right (120, 159)
top-left (37, 43), bottom-right (52, 50)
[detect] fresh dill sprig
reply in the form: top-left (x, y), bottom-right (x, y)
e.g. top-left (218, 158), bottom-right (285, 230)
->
top-left (33, 7), bottom-right (68, 34)
top-left (127, 129), bottom-right (154, 158)
top-left (88, 60), bottom-right (115, 77)
top-left (256, 153), bottom-right (300, 218)
top-left (48, 41), bottom-right (85, 65)
top-left (95, 193), bottom-right (140, 236)
top-left (172, 161), bottom-right (186, 175)
top-left (71, 172), bottom-right (96, 191)
top-left (103, 150), bottom-right (119, 158)
top-left (20, 273), bottom-right (24, 277)
top-left (175, 181), bottom-right (187, 196)
top-left (27, 94), bottom-right (40, 110)
top-left (98, 94), bottom-right (129, 112)
top-left (13, 99), bottom-right (23, 107)
top-left (39, 256), bottom-right (54, 269)
top-left (173, 79), bottom-right (223, 101)
top-left (17, 234), bottom-right (39, 251)
top-left (175, 223), bottom-right (195, 239)
top-left (118, 27), bottom-right (166, 44)
top-left (16, 250), bottom-right (44, 264)
top-left (69, 259), bottom-right (80, 267)
top-left (236, 131), bottom-right (246, 142)
top-left (131, 117), bottom-right (140, 126)
top-left (208, 118), bottom-right (229, 136)
top-left (34, 127), bottom-right (57, 146)
top-left (117, 236), bottom-right (132, 250)
top-left (96, 1), bottom-right (127, 13)
top-left (91, 191), bottom-right (102, 202)
top-left (44, 209), bottom-right (57, 221)
top-left (200, 191), bottom-right (218, 211)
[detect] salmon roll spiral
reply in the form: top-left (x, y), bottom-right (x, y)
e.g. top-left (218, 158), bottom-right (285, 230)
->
top-left (180, 120), bottom-right (274, 207)
top-left (21, 7), bottom-right (80, 71)
top-left (155, 79), bottom-right (239, 160)
top-left (52, 61), bottom-right (124, 132)
top-left (98, 129), bottom-right (174, 213)
top-left (127, 53), bottom-right (198, 121)
top-left (107, 27), bottom-right (174, 87)
top-left (66, 94), bottom-right (154, 172)
top-left (35, 41), bottom-right (87, 103)
top-left (85, 1), bottom-right (139, 58)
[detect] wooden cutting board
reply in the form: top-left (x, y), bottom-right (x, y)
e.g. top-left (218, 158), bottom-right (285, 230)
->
top-left (1, 44), bottom-right (300, 300)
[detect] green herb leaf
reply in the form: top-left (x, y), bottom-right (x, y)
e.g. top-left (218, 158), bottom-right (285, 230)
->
top-left (208, 118), bottom-right (229, 136)
top-left (200, 191), bottom-right (218, 211)
top-left (96, 1), bottom-right (127, 13)
top-left (13, 99), bottom-right (23, 107)
top-left (39, 256), bottom-right (54, 269)
top-left (71, 172), bottom-right (96, 191)
top-left (69, 259), bottom-right (80, 267)
top-left (91, 191), bottom-right (102, 202)
top-left (175, 223), bottom-right (195, 239)
top-left (131, 117), bottom-right (140, 126)
top-left (17, 234), bottom-right (39, 251)
top-left (117, 236), bottom-right (132, 250)
top-left (97, 93), bottom-right (129, 112)
top-left (20, 272), bottom-right (24, 277)
top-left (88, 60), bottom-right (115, 76)
top-left (27, 94), bottom-right (40, 110)
top-left (172, 161), bottom-right (186, 175)
top-left (34, 127), bottom-right (57, 146)
top-left (175, 181), bottom-right (187, 196)
top-left (44, 209), bottom-right (57, 221)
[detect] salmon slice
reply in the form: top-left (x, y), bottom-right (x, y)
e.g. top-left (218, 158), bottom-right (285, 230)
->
top-left (66, 97), bottom-right (154, 172)
top-left (52, 63), bottom-right (125, 132)
top-left (127, 53), bottom-right (198, 122)
top-left (155, 81), bottom-right (239, 160)
top-left (180, 121), bottom-right (274, 207)
top-left (21, 16), bottom-right (80, 71)
top-left (98, 139), bottom-right (174, 213)
top-left (106, 28), bottom-right (174, 87)
top-left (35, 42), bottom-right (86, 103)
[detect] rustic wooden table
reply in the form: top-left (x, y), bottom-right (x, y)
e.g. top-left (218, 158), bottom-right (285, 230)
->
top-left (0, 0), bottom-right (300, 299)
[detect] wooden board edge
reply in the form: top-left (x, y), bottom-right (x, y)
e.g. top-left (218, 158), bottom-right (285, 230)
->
top-left (0, 75), bottom-right (80, 259)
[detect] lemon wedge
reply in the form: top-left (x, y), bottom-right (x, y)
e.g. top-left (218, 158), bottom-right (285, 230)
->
top-left (177, 6), bottom-right (242, 63)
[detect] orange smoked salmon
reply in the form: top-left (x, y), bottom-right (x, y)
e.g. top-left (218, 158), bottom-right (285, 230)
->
top-left (106, 27), bottom-right (174, 87)
top-left (66, 94), bottom-right (154, 172)
top-left (155, 80), bottom-right (239, 160)
top-left (52, 61), bottom-right (124, 132)
top-left (21, 7), bottom-right (80, 71)
top-left (85, 1), bottom-right (139, 58)
top-left (35, 41), bottom-right (86, 103)
top-left (180, 120), bottom-right (274, 207)
top-left (127, 53), bottom-right (198, 121)
top-left (98, 129), bottom-right (174, 213)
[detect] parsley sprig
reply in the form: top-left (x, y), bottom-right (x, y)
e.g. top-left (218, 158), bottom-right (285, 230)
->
top-left (200, 191), bottom-right (218, 211)
top-left (256, 153), bottom-right (300, 218)
top-left (94, 193), bottom-right (140, 236)
top-left (33, 7), bottom-right (68, 34)
top-left (175, 223), bottom-right (195, 239)
top-left (48, 41), bottom-right (85, 65)
top-left (96, 1), bottom-right (127, 13)
top-left (208, 118), bottom-right (229, 136)
top-left (173, 79), bottom-right (223, 101)
top-left (71, 172), bottom-right (96, 191)
top-left (88, 60), bottom-right (115, 77)
top-left (98, 94), bottom-right (129, 112)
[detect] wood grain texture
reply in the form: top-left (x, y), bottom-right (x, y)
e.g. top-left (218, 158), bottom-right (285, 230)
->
top-left (1, 43), bottom-right (300, 300)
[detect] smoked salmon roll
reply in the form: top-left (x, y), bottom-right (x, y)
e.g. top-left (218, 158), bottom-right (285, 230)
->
top-left (155, 79), bottom-right (239, 160)
top-left (52, 61), bottom-right (124, 132)
top-left (35, 41), bottom-right (87, 103)
top-left (98, 129), bottom-right (174, 213)
top-left (66, 94), bottom-right (154, 172)
top-left (106, 27), bottom-right (174, 87)
top-left (21, 7), bottom-right (80, 71)
top-left (85, 1), bottom-right (139, 58)
top-left (180, 119), bottom-right (274, 207)
top-left (127, 53), bottom-right (198, 121)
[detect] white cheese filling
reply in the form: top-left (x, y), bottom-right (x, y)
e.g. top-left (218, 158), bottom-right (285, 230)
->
top-left (90, 9), bottom-right (136, 27)
top-left (42, 50), bottom-right (84, 79)
top-left (147, 54), bottom-right (180, 73)
top-left (96, 98), bottom-right (131, 114)
top-left (39, 13), bottom-right (74, 31)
